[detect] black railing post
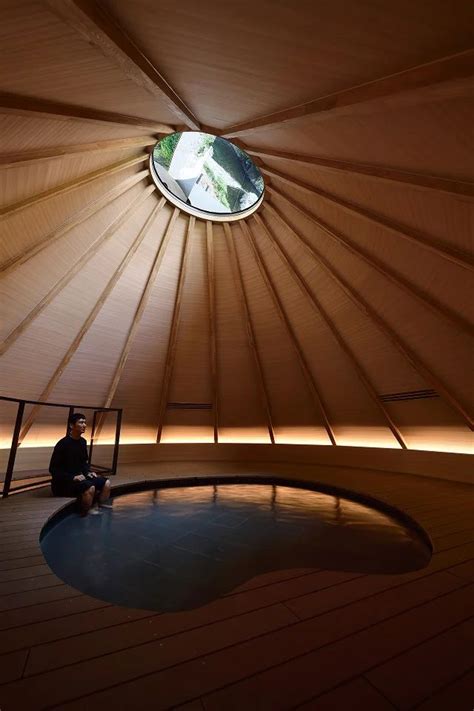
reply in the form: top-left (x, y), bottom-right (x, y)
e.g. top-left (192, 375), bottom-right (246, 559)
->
top-left (89, 410), bottom-right (98, 466)
top-left (66, 406), bottom-right (74, 436)
top-left (111, 409), bottom-right (122, 476)
top-left (2, 400), bottom-right (25, 498)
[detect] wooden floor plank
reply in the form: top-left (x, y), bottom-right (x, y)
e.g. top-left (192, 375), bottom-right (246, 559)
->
top-left (23, 571), bottom-right (354, 675)
top-left (0, 649), bottom-right (28, 685)
top-left (199, 584), bottom-right (474, 711)
top-left (0, 604), bottom-right (297, 710)
top-left (31, 576), bottom-right (471, 711)
top-left (0, 595), bottom-right (108, 632)
top-left (0, 464), bottom-right (471, 711)
top-left (366, 617), bottom-right (474, 709)
top-left (295, 677), bottom-right (395, 710)
top-left (415, 669), bottom-right (474, 711)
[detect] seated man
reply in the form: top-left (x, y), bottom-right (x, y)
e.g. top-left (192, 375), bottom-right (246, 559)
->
top-left (49, 412), bottom-right (111, 516)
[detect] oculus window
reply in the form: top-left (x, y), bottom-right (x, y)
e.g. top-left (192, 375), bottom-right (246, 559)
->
top-left (150, 132), bottom-right (264, 221)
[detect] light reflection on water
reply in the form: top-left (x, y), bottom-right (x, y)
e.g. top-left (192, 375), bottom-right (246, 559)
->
top-left (41, 484), bottom-right (431, 612)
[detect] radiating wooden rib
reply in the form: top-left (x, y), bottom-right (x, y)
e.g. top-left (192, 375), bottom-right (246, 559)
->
top-left (46, 0), bottom-right (200, 130)
top-left (223, 222), bottom-right (275, 444)
top-left (0, 170), bottom-right (148, 276)
top-left (0, 136), bottom-right (158, 168)
top-left (242, 145), bottom-right (474, 198)
top-left (206, 222), bottom-right (219, 443)
top-left (156, 216), bottom-right (193, 443)
top-left (222, 49), bottom-right (474, 136)
top-left (240, 220), bottom-right (336, 445)
top-left (1, 186), bottom-right (156, 357)
top-left (266, 187), bottom-right (473, 335)
top-left (0, 91), bottom-right (174, 131)
top-left (0, 154), bottom-right (148, 220)
top-left (261, 165), bottom-right (474, 271)
top-left (254, 212), bottom-right (406, 449)
top-left (267, 199), bottom-right (474, 431)
top-left (17, 191), bottom-right (160, 444)
top-left (101, 207), bottom-right (180, 413)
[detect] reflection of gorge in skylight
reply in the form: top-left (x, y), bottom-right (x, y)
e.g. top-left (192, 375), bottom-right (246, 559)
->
top-left (150, 132), bottom-right (264, 219)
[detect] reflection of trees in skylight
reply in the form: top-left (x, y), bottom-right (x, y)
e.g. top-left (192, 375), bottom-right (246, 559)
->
top-left (152, 132), bottom-right (264, 217)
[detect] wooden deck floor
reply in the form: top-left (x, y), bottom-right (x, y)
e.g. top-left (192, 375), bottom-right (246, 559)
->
top-left (0, 463), bottom-right (473, 710)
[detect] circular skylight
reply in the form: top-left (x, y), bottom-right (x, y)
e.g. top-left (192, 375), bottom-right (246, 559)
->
top-left (150, 132), bottom-right (264, 221)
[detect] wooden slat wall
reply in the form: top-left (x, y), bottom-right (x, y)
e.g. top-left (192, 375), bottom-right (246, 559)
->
top-left (215, 224), bottom-right (270, 443)
top-left (161, 219), bottom-right (214, 442)
top-left (0, 1), bottom-right (472, 459)
top-left (250, 216), bottom-right (399, 448)
top-left (233, 222), bottom-right (331, 445)
top-left (108, 208), bottom-right (186, 442)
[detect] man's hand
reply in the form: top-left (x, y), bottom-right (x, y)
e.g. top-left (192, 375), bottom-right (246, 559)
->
top-left (73, 474), bottom-right (86, 481)
top-left (89, 472), bottom-right (98, 478)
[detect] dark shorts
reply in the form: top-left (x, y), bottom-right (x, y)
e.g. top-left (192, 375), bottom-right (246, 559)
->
top-left (52, 475), bottom-right (108, 498)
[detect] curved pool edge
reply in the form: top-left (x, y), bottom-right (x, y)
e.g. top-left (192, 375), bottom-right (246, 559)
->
top-left (39, 473), bottom-right (433, 554)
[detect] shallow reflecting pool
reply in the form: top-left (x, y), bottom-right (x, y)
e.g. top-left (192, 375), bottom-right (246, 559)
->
top-left (41, 482), bottom-right (431, 612)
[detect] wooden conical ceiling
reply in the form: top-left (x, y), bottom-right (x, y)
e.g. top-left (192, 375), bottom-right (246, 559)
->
top-left (0, 0), bottom-right (473, 455)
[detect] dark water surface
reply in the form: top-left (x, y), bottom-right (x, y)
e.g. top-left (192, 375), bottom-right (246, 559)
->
top-left (41, 483), bottom-right (431, 612)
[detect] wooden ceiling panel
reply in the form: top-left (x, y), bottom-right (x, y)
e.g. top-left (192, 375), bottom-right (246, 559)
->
top-left (0, 181), bottom-right (147, 342)
top-left (250, 216), bottom-right (398, 448)
top-left (259, 157), bottom-right (474, 255)
top-left (0, 165), bottom-right (146, 268)
top-left (103, 0), bottom-right (474, 128)
top-left (386, 399), bottom-right (472, 454)
top-left (234, 221), bottom-right (331, 444)
top-left (265, 178), bottom-right (473, 330)
top-left (240, 94), bottom-right (474, 180)
top-left (266, 193), bottom-right (431, 395)
top-left (214, 223), bottom-right (271, 442)
top-left (0, 1), bottom-right (178, 124)
top-left (46, 200), bottom-right (161, 409)
top-left (0, 191), bottom-right (156, 401)
top-left (109, 208), bottom-right (186, 441)
top-left (0, 147), bottom-right (148, 208)
top-left (161, 219), bottom-right (214, 442)
top-left (0, 3), bottom-right (471, 455)
top-left (0, 114), bottom-right (155, 155)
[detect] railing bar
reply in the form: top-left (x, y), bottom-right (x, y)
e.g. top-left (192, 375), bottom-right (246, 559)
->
top-left (2, 401), bottom-right (25, 498)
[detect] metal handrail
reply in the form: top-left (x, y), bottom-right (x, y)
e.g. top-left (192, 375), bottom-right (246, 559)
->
top-left (0, 396), bottom-right (122, 498)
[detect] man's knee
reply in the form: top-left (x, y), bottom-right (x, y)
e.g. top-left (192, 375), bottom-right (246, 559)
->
top-left (85, 485), bottom-right (95, 497)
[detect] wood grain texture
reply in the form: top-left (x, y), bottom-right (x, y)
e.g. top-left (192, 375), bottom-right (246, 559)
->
top-left (0, 171), bottom-right (148, 275)
top-left (242, 143), bottom-right (474, 198)
top-left (206, 222), bottom-right (219, 443)
top-left (0, 92), bottom-right (173, 131)
top-left (15, 186), bottom-right (156, 443)
top-left (156, 216), bottom-right (193, 442)
top-left (266, 187), bottom-right (473, 335)
top-left (0, 136), bottom-right (158, 168)
top-left (255, 212), bottom-right (406, 449)
top-left (102, 204), bottom-right (178, 413)
top-left (261, 165), bottom-right (474, 271)
top-left (46, 0), bottom-right (200, 129)
top-left (224, 223), bottom-right (275, 444)
top-left (241, 220), bottom-right (336, 445)
top-left (266, 198), bottom-right (474, 432)
top-left (0, 154), bottom-right (148, 219)
top-left (222, 49), bottom-right (474, 136)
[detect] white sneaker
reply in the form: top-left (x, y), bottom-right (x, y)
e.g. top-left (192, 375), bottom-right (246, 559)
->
top-left (90, 507), bottom-right (103, 515)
